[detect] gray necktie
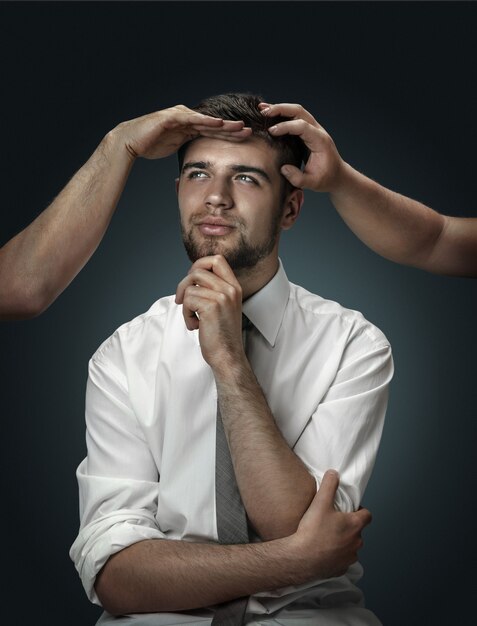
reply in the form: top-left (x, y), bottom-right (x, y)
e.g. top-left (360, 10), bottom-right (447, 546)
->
top-left (212, 315), bottom-right (252, 625)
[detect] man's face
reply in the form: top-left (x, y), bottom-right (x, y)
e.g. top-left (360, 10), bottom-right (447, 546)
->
top-left (177, 136), bottom-right (288, 271)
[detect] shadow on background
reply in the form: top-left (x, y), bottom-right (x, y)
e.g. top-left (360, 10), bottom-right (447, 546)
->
top-left (0, 3), bottom-right (475, 625)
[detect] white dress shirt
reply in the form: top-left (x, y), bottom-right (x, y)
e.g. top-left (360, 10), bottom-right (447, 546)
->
top-left (70, 261), bottom-right (393, 621)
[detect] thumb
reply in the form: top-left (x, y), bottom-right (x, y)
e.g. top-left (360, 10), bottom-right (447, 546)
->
top-left (281, 164), bottom-right (304, 188)
top-left (315, 470), bottom-right (340, 510)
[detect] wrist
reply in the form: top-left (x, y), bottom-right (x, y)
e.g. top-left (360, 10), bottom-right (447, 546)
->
top-left (107, 122), bottom-right (139, 164)
top-left (326, 159), bottom-right (353, 194)
top-left (209, 350), bottom-right (251, 384)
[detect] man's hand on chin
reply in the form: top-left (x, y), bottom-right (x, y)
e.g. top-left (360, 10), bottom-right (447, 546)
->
top-left (175, 255), bottom-right (245, 370)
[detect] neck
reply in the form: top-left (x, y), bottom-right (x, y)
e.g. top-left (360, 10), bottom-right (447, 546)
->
top-left (236, 254), bottom-right (279, 301)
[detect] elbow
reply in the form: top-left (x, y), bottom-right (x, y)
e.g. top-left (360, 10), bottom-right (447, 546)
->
top-left (254, 482), bottom-right (316, 541)
top-left (14, 295), bottom-right (49, 320)
top-left (0, 279), bottom-right (52, 320)
top-left (94, 541), bottom-right (171, 615)
top-left (253, 507), bottom-right (310, 542)
top-left (258, 518), bottom-right (301, 542)
top-left (95, 549), bottom-right (158, 617)
top-left (17, 276), bottom-right (53, 318)
top-left (95, 561), bottom-right (127, 617)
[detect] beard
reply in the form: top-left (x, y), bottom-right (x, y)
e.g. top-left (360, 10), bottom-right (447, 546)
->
top-left (180, 212), bottom-right (282, 271)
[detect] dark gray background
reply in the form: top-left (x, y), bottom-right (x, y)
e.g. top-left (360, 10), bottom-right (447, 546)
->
top-left (0, 2), bottom-right (476, 624)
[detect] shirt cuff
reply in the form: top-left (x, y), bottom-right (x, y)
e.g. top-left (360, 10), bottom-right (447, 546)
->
top-left (70, 514), bottom-right (167, 605)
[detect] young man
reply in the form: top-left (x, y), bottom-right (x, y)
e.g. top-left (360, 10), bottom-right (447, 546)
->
top-left (70, 94), bottom-right (394, 625)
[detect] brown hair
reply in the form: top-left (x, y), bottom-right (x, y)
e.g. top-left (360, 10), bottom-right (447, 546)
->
top-left (177, 92), bottom-right (308, 174)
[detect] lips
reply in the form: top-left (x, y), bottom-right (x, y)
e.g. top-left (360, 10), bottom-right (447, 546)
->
top-left (196, 217), bottom-right (235, 227)
top-left (195, 217), bottom-right (236, 236)
top-left (199, 223), bottom-right (234, 236)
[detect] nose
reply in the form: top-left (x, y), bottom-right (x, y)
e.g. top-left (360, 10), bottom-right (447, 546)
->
top-left (204, 179), bottom-right (234, 212)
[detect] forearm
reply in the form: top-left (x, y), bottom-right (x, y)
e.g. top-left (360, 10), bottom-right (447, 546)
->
top-left (214, 358), bottom-right (316, 541)
top-left (95, 535), bottom-right (307, 616)
top-left (0, 127), bottom-right (134, 319)
top-left (329, 162), bottom-right (447, 271)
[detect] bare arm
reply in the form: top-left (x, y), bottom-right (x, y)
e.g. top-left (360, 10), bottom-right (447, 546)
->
top-left (329, 164), bottom-right (477, 277)
top-left (261, 102), bottom-right (477, 278)
top-left (0, 106), bottom-right (250, 320)
top-left (95, 471), bottom-right (370, 616)
top-left (0, 132), bottom-right (133, 319)
top-left (176, 256), bottom-right (316, 541)
top-left (214, 358), bottom-right (316, 540)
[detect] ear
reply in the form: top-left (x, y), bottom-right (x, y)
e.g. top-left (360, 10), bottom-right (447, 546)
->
top-left (280, 188), bottom-right (304, 231)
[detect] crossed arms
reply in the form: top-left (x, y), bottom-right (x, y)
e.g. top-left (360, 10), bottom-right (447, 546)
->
top-left (71, 253), bottom-right (393, 616)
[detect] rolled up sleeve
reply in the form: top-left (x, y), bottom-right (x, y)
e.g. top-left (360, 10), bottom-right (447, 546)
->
top-left (294, 337), bottom-right (393, 512)
top-left (69, 336), bottom-right (165, 605)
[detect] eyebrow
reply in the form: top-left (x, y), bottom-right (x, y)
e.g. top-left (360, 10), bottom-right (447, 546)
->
top-left (182, 161), bottom-right (271, 183)
top-left (182, 161), bottom-right (209, 172)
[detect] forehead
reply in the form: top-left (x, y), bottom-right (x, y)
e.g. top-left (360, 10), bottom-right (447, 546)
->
top-left (182, 136), bottom-right (280, 170)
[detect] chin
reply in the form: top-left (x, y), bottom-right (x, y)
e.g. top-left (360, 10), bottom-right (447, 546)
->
top-left (184, 234), bottom-right (234, 261)
top-left (182, 230), bottom-right (276, 271)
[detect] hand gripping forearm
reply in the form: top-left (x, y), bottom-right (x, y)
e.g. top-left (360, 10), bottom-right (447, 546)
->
top-left (95, 471), bottom-right (370, 616)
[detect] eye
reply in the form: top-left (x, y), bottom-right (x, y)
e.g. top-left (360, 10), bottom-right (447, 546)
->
top-left (236, 174), bottom-right (259, 184)
top-left (186, 170), bottom-right (208, 179)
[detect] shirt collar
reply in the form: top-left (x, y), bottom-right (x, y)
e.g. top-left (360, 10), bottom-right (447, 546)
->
top-left (242, 259), bottom-right (290, 348)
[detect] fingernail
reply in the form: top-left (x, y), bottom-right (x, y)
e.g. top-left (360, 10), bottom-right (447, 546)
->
top-left (269, 125), bottom-right (278, 133)
top-left (260, 107), bottom-right (271, 114)
top-left (281, 166), bottom-right (291, 175)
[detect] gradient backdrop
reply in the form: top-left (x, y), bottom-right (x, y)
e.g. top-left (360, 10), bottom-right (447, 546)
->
top-left (0, 2), bottom-right (476, 624)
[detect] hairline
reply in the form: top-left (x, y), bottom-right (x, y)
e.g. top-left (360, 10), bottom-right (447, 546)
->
top-left (179, 135), bottom-right (284, 175)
